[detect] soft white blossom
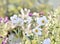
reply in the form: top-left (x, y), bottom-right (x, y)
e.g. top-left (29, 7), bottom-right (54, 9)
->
top-left (32, 27), bottom-right (42, 36)
top-left (10, 15), bottom-right (24, 26)
top-left (37, 16), bottom-right (48, 26)
top-left (42, 38), bottom-right (51, 44)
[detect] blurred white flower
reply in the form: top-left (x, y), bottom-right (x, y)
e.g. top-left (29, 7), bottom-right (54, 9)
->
top-left (10, 15), bottom-right (24, 26)
top-left (37, 16), bottom-right (48, 26)
top-left (32, 27), bottom-right (42, 36)
top-left (42, 38), bottom-right (51, 44)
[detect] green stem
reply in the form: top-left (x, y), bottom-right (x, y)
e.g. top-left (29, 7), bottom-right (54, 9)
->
top-left (30, 40), bottom-right (32, 44)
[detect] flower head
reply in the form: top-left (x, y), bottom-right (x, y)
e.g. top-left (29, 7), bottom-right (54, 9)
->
top-left (39, 11), bottom-right (45, 16)
top-left (0, 17), bottom-right (3, 23)
top-left (42, 38), bottom-right (51, 44)
top-left (2, 37), bottom-right (8, 44)
top-left (32, 27), bottom-right (42, 36)
top-left (4, 16), bottom-right (9, 23)
top-left (29, 12), bottom-right (33, 17)
top-left (10, 15), bottom-right (24, 26)
top-left (37, 16), bottom-right (48, 26)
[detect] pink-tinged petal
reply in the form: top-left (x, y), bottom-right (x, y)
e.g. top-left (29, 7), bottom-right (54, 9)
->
top-left (29, 12), bottom-right (33, 17)
top-left (0, 17), bottom-right (2, 22)
top-left (2, 41), bottom-right (6, 44)
top-left (4, 16), bottom-right (9, 23)
top-left (2, 37), bottom-right (8, 44)
top-left (39, 11), bottom-right (45, 16)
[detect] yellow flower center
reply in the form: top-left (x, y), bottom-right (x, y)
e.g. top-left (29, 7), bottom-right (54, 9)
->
top-left (42, 20), bottom-right (45, 23)
top-left (35, 29), bottom-right (38, 32)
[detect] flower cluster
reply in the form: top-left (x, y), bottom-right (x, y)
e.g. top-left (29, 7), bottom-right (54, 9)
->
top-left (0, 8), bottom-right (60, 44)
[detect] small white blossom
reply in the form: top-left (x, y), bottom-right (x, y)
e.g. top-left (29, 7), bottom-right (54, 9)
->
top-left (32, 27), bottom-right (42, 36)
top-left (10, 15), bottom-right (24, 26)
top-left (37, 16), bottom-right (48, 26)
top-left (42, 38), bottom-right (51, 44)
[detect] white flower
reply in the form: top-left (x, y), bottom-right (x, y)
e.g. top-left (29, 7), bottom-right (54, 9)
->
top-left (37, 16), bottom-right (48, 26)
top-left (42, 38), bottom-right (51, 44)
top-left (32, 27), bottom-right (42, 36)
top-left (10, 15), bottom-right (24, 26)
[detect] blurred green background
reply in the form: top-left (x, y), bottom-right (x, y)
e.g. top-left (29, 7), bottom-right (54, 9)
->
top-left (0, 0), bottom-right (60, 17)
